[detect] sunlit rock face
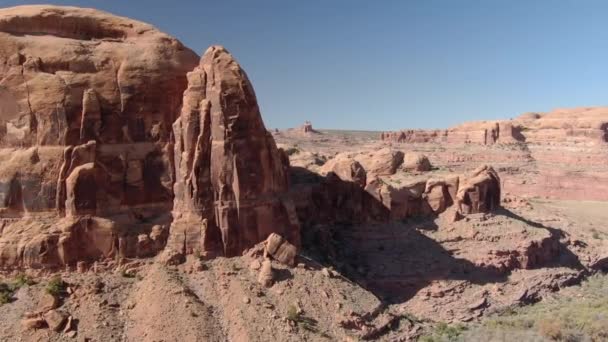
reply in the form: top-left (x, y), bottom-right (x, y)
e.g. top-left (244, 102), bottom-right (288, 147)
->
top-left (0, 5), bottom-right (200, 268)
top-left (168, 46), bottom-right (300, 258)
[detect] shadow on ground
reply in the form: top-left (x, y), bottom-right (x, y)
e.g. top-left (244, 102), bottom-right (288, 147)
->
top-left (291, 167), bottom-right (585, 305)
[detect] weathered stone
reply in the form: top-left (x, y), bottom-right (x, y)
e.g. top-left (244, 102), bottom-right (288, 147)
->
top-left (168, 46), bottom-right (300, 258)
top-left (320, 155), bottom-right (367, 187)
top-left (257, 259), bottom-right (275, 287)
top-left (0, 5), bottom-right (198, 268)
top-left (43, 309), bottom-right (68, 332)
top-left (403, 153), bottom-right (432, 172)
top-left (21, 317), bottom-right (45, 330)
top-left (457, 165), bottom-right (501, 215)
top-left (265, 233), bottom-right (297, 266)
top-left (355, 148), bottom-right (404, 176)
top-left (37, 293), bottom-right (59, 312)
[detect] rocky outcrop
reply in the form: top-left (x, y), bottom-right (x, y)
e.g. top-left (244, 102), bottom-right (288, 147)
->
top-left (380, 107), bottom-right (608, 201)
top-left (456, 165), bottom-right (501, 215)
top-left (319, 155), bottom-right (367, 187)
top-left (0, 5), bottom-right (199, 268)
top-left (0, 6), bottom-right (288, 269)
top-left (355, 148), bottom-right (404, 176)
top-left (403, 153), bottom-right (432, 172)
top-left (381, 121), bottom-right (526, 145)
top-left (0, 5), bottom-right (198, 218)
top-left (168, 46), bottom-right (300, 258)
top-left (291, 161), bottom-right (499, 228)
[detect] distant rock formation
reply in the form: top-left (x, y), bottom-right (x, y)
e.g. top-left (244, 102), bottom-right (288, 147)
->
top-left (381, 121), bottom-right (526, 145)
top-left (301, 121), bottom-right (316, 133)
top-left (294, 150), bottom-right (501, 226)
top-left (382, 107), bottom-right (608, 145)
top-left (380, 107), bottom-right (608, 201)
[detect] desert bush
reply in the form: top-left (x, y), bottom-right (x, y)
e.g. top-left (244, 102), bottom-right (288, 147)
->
top-left (462, 274), bottom-right (608, 341)
top-left (0, 283), bottom-right (12, 306)
top-left (285, 147), bottom-right (300, 156)
top-left (46, 276), bottom-right (66, 296)
top-left (419, 322), bottom-right (468, 341)
top-left (13, 273), bottom-right (36, 288)
top-left (537, 319), bottom-right (563, 340)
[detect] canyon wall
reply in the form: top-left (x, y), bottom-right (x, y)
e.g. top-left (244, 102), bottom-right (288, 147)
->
top-left (381, 107), bottom-right (608, 200)
top-left (0, 6), bottom-right (299, 268)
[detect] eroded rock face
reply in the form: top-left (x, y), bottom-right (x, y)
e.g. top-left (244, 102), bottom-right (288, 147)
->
top-left (0, 5), bottom-right (198, 214)
top-left (355, 148), bottom-right (404, 176)
top-left (403, 153), bottom-right (431, 172)
top-left (457, 165), bottom-right (501, 215)
top-left (0, 5), bottom-right (198, 268)
top-left (169, 46), bottom-right (300, 258)
top-left (319, 154), bottom-right (367, 187)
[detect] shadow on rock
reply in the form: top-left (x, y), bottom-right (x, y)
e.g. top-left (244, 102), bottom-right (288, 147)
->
top-left (495, 208), bottom-right (585, 271)
top-left (290, 167), bottom-right (509, 304)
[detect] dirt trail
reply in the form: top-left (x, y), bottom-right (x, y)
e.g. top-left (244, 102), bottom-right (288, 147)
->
top-left (125, 264), bottom-right (227, 342)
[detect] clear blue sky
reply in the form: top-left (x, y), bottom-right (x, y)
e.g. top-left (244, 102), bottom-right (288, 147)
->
top-left (3, 1), bottom-right (608, 130)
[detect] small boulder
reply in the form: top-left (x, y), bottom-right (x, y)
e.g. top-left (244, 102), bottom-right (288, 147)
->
top-left (249, 260), bottom-right (262, 271)
top-left (21, 317), bottom-right (45, 330)
top-left (257, 259), bottom-right (275, 287)
top-left (37, 293), bottom-right (60, 312)
top-left (320, 155), bottom-right (367, 187)
top-left (265, 233), bottom-right (297, 266)
top-left (43, 310), bottom-right (68, 332)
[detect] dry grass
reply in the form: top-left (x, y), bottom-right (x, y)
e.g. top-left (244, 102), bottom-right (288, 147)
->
top-left (463, 274), bottom-right (608, 341)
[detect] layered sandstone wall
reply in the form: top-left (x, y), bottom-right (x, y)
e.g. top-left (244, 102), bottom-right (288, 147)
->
top-left (168, 46), bottom-right (300, 258)
top-left (0, 6), bottom-right (299, 268)
top-left (380, 107), bottom-right (608, 200)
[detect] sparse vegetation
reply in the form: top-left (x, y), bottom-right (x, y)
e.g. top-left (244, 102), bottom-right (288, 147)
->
top-left (591, 228), bottom-right (604, 240)
top-left (419, 322), bottom-right (468, 342)
top-left (46, 276), bottom-right (66, 296)
top-left (13, 273), bottom-right (36, 288)
top-left (285, 147), bottom-right (300, 156)
top-left (0, 283), bottom-right (12, 306)
top-left (458, 274), bottom-right (608, 341)
top-left (0, 274), bottom-right (37, 306)
top-left (286, 304), bottom-right (331, 338)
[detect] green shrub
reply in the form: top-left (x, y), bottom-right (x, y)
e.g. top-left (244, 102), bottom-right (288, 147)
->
top-left (285, 147), bottom-right (300, 156)
top-left (13, 274), bottom-right (36, 288)
top-left (419, 322), bottom-right (468, 341)
top-left (0, 283), bottom-right (12, 306)
top-left (46, 276), bottom-right (66, 296)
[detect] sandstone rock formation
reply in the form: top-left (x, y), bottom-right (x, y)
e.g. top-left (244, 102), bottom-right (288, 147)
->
top-left (0, 5), bottom-right (200, 268)
top-left (319, 154), bottom-right (367, 187)
top-left (380, 107), bottom-right (608, 201)
top-left (456, 165), bottom-right (501, 215)
top-left (264, 233), bottom-right (297, 266)
top-left (300, 121), bottom-right (318, 134)
top-left (168, 46), bottom-right (300, 258)
top-left (402, 153), bottom-right (432, 172)
top-left (0, 6), bottom-right (299, 268)
top-left (355, 148), bottom-right (404, 176)
top-left (381, 120), bottom-right (526, 145)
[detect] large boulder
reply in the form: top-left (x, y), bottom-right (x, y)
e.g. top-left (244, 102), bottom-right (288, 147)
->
top-left (168, 46), bottom-right (300, 257)
top-left (319, 154), bottom-right (367, 187)
top-left (355, 148), bottom-right (404, 176)
top-left (402, 153), bottom-right (432, 172)
top-left (456, 165), bottom-right (501, 214)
